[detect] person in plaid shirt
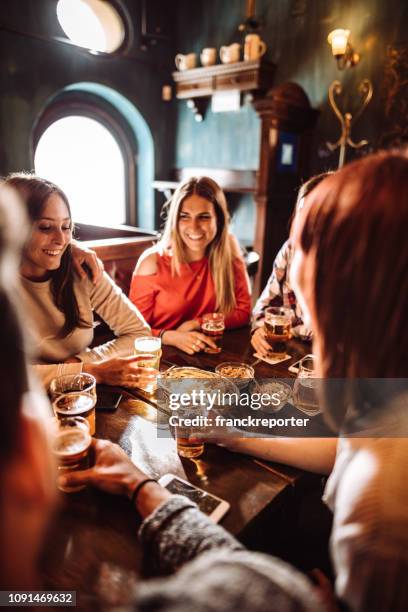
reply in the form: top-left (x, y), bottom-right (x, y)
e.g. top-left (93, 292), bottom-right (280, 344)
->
top-left (251, 172), bottom-right (331, 357)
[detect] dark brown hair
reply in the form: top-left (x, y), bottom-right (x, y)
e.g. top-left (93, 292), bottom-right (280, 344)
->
top-left (5, 173), bottom-right (84, 337)
top-left (292, 151), bottom-right (408, 427)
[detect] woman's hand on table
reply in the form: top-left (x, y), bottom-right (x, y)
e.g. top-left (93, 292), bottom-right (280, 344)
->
top-left (84, 355), bottom-right (157, 388)
top-left (57, 439), bottom-right (171, 518)
top-left (71, 241), bottom-right (104, 284)
top-left (251, 326), bottom-right (270, 358)
top-left (162, 330), bottom-right (217, 355)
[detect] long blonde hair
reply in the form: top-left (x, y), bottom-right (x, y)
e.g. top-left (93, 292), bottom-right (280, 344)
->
top-left (159, 176), bottom-right (237, 314)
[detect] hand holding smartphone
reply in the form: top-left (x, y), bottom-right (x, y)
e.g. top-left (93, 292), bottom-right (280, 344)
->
top-left (159, 474), bottom-right (230, 522)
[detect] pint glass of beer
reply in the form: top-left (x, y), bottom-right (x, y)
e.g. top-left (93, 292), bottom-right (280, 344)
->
top-left (130, 354), bottom-right (158, 394)
top-left (264, 307), bottom-right (292, 358)
top-left (134, 336), bottom-right (162, 369)
top-left (53, 391), bottom-right (96, 436)
top-left (201, 313), bottom-right (225, 353)
top-left (49, 373), bottom-right (96, 402)
top-left (170, 407), bottom-right (205, 459)
top-left (175, 433), bottom-right (205, 459)
top-left (52, 416), bottom-right (91, 493)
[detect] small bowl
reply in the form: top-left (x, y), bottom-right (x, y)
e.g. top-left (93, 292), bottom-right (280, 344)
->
top-left (215, 362), bottom-right (255, 391)
top-left (249, 380), bottom-right (292, 413)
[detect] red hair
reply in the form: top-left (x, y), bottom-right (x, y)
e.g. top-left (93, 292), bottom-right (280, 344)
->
top-left (293, 151), bottom-right (408, 379)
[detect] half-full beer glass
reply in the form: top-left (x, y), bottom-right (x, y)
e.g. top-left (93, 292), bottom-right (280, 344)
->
top-left (52, 416), bottom-right (91, 493)
top-left (201, 313), bottom-right (225, 353)
top-left (53, 391), bottom-right (96, 436)
top-left (264, 307), bottom-right (292, 358)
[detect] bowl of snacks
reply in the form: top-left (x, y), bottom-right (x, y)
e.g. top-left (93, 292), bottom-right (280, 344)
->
top-left (161, 366), bottom-right (220, 380)
top-left (248, 380), bottom-right (292, 413)
top-left (215, 362), bottom-right (255, 391)
top-left (159, 366), bottom-right (238, 415)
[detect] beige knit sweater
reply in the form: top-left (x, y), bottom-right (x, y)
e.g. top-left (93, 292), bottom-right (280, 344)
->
top-left (20, 272), bottom-right (150, 387)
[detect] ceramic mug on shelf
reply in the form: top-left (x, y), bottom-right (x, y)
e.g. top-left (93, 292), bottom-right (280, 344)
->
top-left (244, 34), bottom-right (267, 61)
top-left (200, 47), bottom-right (217, 67)
top-left (219, 43), bottom-right (241, 64)
top-left (175, 53), bottom-right (197, 71)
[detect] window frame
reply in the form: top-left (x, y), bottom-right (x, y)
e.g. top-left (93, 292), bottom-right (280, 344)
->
top-left (32, 91), bottom-right (138, 226)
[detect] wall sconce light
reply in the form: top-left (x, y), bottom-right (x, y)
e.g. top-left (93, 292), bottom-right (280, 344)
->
top-left (326, 28), bottom-right (373, 168)
top-left (327, 29), bottom-right (360, 69)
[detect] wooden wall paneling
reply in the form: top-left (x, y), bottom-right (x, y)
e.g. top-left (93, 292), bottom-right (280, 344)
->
top-left (252, 83), bottom-right (319, 295)
top-left (81, 236), bottom-right (158, 295)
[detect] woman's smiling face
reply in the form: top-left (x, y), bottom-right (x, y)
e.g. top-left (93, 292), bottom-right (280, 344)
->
top-left (177, 194), bottom-right (217, 260)
top-left (21, 194), bottom-right (72, 280)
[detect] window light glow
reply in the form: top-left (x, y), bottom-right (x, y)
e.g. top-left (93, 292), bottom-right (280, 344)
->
top-left (34, 116), bottom-right (126, 226)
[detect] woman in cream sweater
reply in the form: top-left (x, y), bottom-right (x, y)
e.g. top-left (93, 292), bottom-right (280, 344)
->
top-left (6, 173), bottom-right (152, 389)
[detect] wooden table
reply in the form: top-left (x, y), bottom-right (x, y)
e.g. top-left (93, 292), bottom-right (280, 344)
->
top-left (42, 327), bottom-right (315, 607)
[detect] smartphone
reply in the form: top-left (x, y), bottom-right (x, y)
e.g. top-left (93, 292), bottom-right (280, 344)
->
top-left (96, 386), bottom-right (122, 412)
top-left (158, 474), bottom-right (230, 522)
top-left (288, 358), bottom-right (303, 374)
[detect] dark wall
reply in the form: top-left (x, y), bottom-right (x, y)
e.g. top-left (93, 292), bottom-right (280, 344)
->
top-left (172, 0), bottom-right (408, 245)
top-left (0, 0), bottom-right (177, 205)
top-left (174, 0), bottom-right (407, 172)
top-left (0, 0), bottom-right (407, 238)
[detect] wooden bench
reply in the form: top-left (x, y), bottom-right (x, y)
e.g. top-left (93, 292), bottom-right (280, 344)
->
top-left (81, 235), bottom-right (158, 295)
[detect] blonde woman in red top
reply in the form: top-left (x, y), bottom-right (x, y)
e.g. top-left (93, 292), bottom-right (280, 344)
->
top-left (129, 176), bottom-right (251, 354)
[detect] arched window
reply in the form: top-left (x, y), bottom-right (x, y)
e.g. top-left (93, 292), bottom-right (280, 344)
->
top-left (35, 115), bottom-right (126, 225)
top-left (32, 84), bottom-right (155, 229)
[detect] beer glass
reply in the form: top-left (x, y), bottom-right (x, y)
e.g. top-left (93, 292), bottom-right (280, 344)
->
top-left (292, 354), bottom-right (321, 416)
top-left (264, 307), bottom-right (292, 358)
top-left (130, 353), bottom-right (159, 394)
top-left (175, 432), bottom-right (205, 459)
top-left (171, 405), bottom-right (205, 459)
top-left (49, 373), bottom-right (96, 402)
top-left (53, 391), bottom-right (96, 436)
top-left (201, 313), bottom-right (225, 353)
top-left (52, 416), bottom-right (91, 493)
top-left (134, 336), bottom-right (162, 370)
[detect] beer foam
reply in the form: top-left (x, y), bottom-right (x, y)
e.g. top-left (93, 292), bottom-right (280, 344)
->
top-left (55, 393), bottom-right (94, 416)
top-left (135, 338), bottom-right (161, 352)
top-left (53, 429), bottom-right (90, 456)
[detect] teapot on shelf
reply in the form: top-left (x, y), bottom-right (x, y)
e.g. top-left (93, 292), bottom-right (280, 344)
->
top-left (219, 43), bottom-right (241, 64)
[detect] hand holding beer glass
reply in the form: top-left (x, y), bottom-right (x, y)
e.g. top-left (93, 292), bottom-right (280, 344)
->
top-left (264, 307), bottom-right (292, 358)
top-left (52, 416), bottom-right (92, 493)
top-left (53, 391), bottom-right (97, 435)
top-left (134, 336), bottom-right (162, 393)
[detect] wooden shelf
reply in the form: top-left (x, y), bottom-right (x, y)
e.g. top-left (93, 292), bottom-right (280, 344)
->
top-left (172, 59), bottom-right (276, 99)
